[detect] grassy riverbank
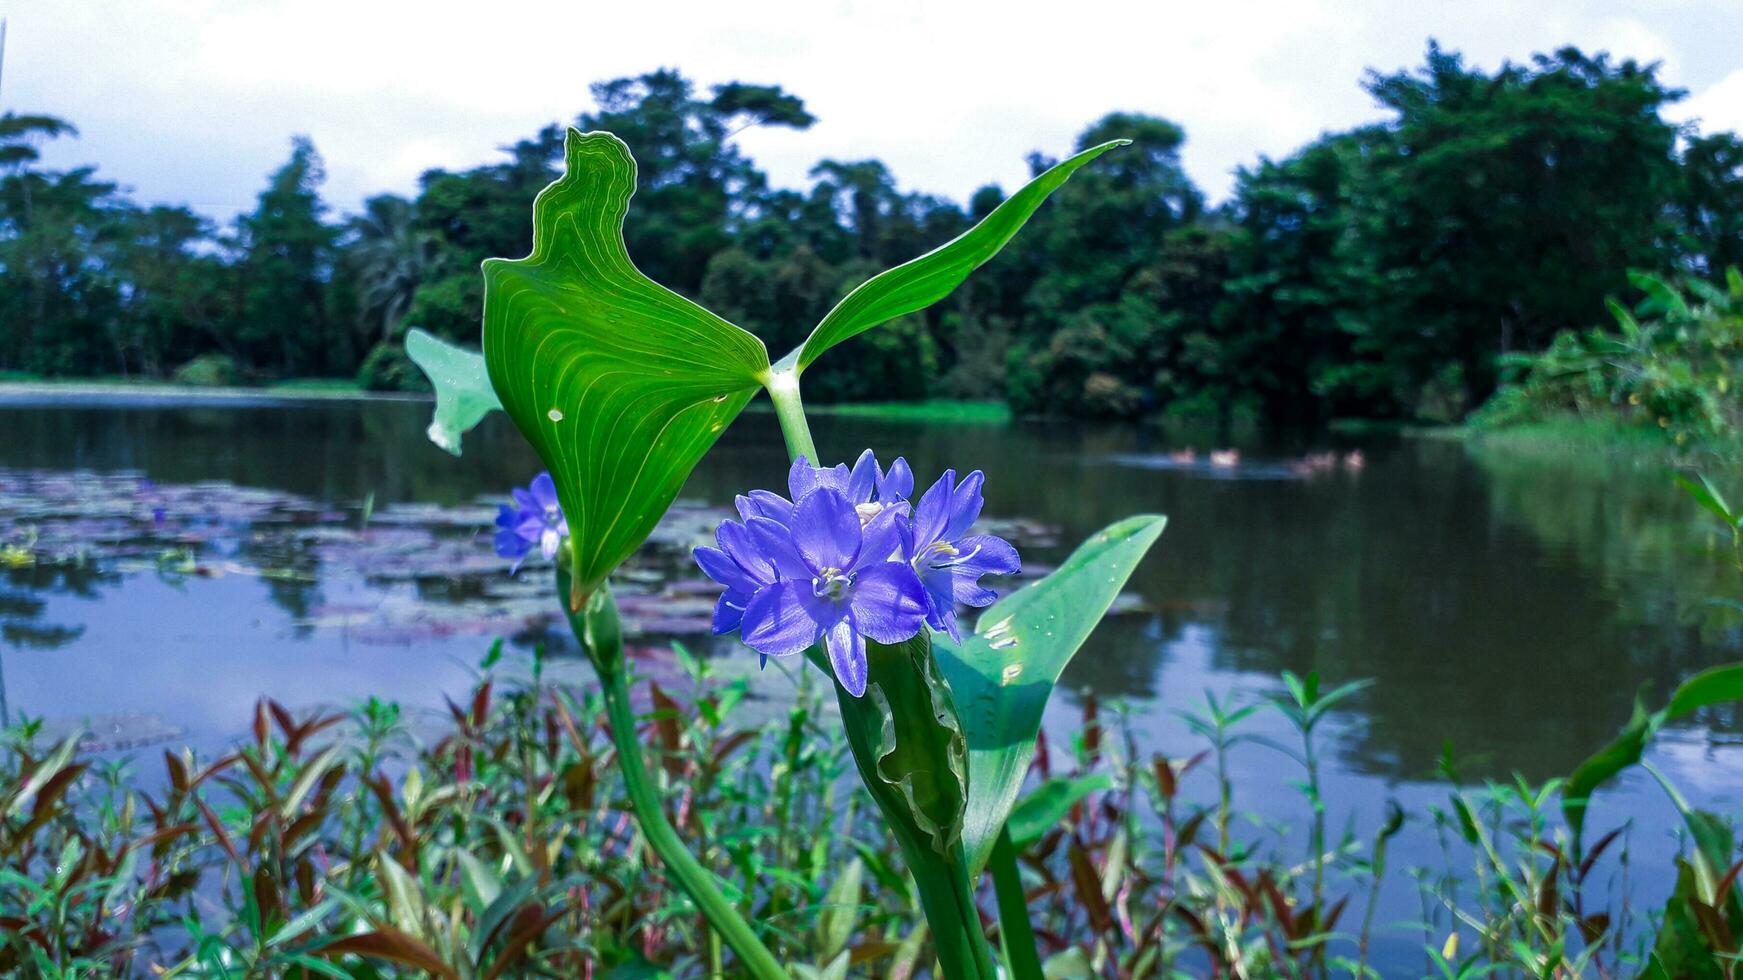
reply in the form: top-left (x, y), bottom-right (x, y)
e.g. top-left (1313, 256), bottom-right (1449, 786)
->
top-left (1445, 413), bottom-right (1743, 466)
top-left (770, 398), bottom-right (1012, 424)
top-left (0, 376), bottom-right (416, 402)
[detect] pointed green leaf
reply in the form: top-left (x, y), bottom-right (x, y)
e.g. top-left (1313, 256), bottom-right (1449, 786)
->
top-left (1628, 269), bottom-right (1689, 318)
top-left (1665, 663), bottom-right (1743, 722)
top-left (8, 734), bottom-right (80, 817)
top-left (280, 743), bottom-right (343, 819)
top-left (483, 130), bottom-right (770, 598)
top-left (451, 848), bottom-right (503, 914)
top-left (405, 328), bottom-right (502, 456)
top-left (1006, 773), bottom-right (1116, 849)
top-left (816, 856), bottom-right (865, 959)
top-left (794, 140), bottom-right (1128, 370)
top-left (1675, 473), bottom-right (1737, 528)
top-left (1605, 298), bottom-right (1641, 341)
top-left (1562, 695), bottom-right (1655, 845)
top-left (1564, 661), bottom-right (1743, 849)
top-left (934, 514), bottom-right (1166, 875)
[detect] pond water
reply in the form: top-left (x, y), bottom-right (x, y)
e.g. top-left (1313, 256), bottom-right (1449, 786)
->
top-left (2, 393), bottom-right (1741, 964)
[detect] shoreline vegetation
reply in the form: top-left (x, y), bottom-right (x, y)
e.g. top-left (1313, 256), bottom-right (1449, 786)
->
top-left (1453, 416), bottom-right (1739, 460)
top-left (0, 379), bottom-right (1006, 424)
top-left (6, 49), bottom-right (1741, 431)
top-left (749, 398), bottom-right (1012, 424)
top-left (8, 375), bottom-right (1738, 462)
top-left (0, 376), bottom-right (410, 402)
top-left (2, 645), bottom-right (1737, 977)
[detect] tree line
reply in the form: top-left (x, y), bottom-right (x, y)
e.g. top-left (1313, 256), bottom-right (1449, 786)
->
top-left (2, 42), bottom-right (1740, 422)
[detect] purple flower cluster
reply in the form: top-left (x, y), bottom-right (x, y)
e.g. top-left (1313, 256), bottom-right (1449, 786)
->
top-left (694, 450), bottom-right (1019, 697)
top-left (494, 472), bottom-right (568, 571)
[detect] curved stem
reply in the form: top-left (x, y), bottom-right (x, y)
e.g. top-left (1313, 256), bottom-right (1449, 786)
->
top-left (763, 365), bottom-right (818, 464)
top-left (599, 668), bottom-right (785, 978)
top-left (560, 581), bottom-right (787, 980)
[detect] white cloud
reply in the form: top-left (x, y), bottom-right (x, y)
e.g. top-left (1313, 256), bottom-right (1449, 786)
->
top-left (6, 0), bottom-right (1741, 219)
top-left (1673, 68), bottom-right (1743, 136)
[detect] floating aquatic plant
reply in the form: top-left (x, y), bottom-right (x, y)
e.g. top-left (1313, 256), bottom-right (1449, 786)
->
top-left (413, 129), bottom-right (1163, 979)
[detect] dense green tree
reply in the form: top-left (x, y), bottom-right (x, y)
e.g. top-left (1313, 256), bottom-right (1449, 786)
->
top-left (1003, 112), bottom-right (1208, 415)
top-left (234, 136), bottom-right (338, 376)
top-left (4, 53), bottom-right (1740, 428)
top-left (1360, 44), bottom-right (1685, 406)
top-left (347, 194), bottom-right (441, 349)
top-left (1222, 130), bottom-right (1389, 419)
top-left (0, 112), bottom-right (76, 172)
top-left (0, 167), bottom-right (123, 374)
top-left (1679, 132), bottom-right (1743, 277)
top-left (402, 127), bottom-right (562, 342)
top-left (580, 70), bottom-right (815, 293)
top-left (109, 205), bottom-right (231, 376)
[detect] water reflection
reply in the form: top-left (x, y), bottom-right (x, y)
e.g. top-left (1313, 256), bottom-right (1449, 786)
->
top-left (0, 397), bottom-right (1738, 787)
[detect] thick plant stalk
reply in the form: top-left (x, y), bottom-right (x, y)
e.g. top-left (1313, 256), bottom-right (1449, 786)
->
top-left (768, 375), bottom-right (1001, 980)
top-left (557, 575), bottom-right (787, 980)
top-left (990, 829), bottom-right (1045, 980)
top-left (817, 640), bottom-right (999, 980)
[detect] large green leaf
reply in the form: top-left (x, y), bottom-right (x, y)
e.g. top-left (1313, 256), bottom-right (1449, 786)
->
top-left (1564, 661), bottom-right (1743, 847)
top-left (793, 140), bottom-right (1128, 371)
top-left (934, 514), bottom-right (1166, 875)
top-left (404, 328), bottom-right (501, 456)
top-left (482, 130), bottom-right (770, 601)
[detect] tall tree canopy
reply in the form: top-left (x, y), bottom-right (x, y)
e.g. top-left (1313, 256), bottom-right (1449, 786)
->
top-left (2, 50), bottom-right (1740, 425)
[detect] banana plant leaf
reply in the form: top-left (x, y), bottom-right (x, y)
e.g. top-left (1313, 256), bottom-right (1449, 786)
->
top-left (934, 514), bottom-right (1165, 875)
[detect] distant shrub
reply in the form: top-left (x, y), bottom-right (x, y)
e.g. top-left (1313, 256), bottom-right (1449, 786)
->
top-left (1474, 268), bottom-right (1743, 444)
top-left (356, 342), bottom-right (430, 393)
top-left (171, 353), bottom-right (241, 387)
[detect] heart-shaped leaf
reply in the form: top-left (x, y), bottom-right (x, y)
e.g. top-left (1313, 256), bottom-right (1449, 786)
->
top-left (482, 130), bottom-right (770, 600)
top-left (793, 140), bottom-right (1128, 371)
top-left (405, 328), bottom-right (502, 456)
top-left (934, 514), bottom-right (1166, 875)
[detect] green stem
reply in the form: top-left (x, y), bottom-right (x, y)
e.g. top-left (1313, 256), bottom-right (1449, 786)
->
top-left (764, 364), bottom-right (818, 463)
top-left (769, 372), bottom-right (1000, 980)
top-left (990, 828), bottom-right (1045, 980)
top-left (562, 581), bottom-right (787, 980)
top-left (909, 844), bottom-right (999, 980)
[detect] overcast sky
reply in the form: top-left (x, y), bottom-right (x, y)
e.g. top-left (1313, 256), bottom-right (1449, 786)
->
top-left (8, 0), bottom-right (1743, 221)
